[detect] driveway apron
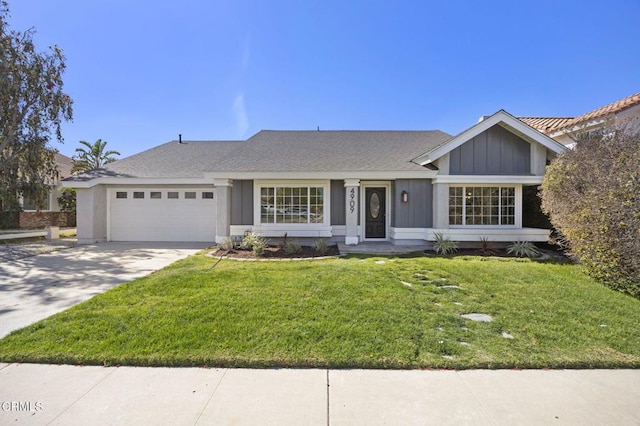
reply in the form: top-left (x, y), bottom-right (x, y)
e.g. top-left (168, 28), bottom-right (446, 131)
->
top-left (0, 242), bottom-right (209, 338)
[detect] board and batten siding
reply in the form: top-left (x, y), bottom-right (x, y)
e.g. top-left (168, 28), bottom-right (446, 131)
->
top-left (330, 180), bottom-right (346, 226)
top-left (392, 179), bottom-right (432, 228)
top-left (230, 180), bottom-right (254, 225)
top-left (449, 125), bottom-right (531, 175)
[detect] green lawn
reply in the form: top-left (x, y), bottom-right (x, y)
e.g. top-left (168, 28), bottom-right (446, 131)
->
top-left (1, 252), bottom-right (638, 369)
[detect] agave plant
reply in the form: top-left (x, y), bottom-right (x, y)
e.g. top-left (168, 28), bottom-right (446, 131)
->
top-left (506, 241), bottom-right (540, 258)
top-left (433, 232), bottom-right (458, 255)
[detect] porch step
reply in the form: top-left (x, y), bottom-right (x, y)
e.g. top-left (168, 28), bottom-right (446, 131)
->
top-left (338, 242), bottom-right (430, 255)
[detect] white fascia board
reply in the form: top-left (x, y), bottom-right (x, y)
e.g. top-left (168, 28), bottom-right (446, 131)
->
top-left (414, 110), bottom-right (567, 165)
top-left (204, 170), bottom-right (438, 180)
top-left (434, 175), bottom-right (543, 184)
top-left (61, 177), bottom-right (211, 189)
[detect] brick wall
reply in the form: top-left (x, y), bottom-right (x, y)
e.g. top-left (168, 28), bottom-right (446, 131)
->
top-left (19, 212), bottom-right (76, 229)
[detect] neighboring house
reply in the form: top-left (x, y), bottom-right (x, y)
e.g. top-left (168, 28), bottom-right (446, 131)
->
top-left (520, 92), bottom-right (640, 147)
top-left (21, 152), bottom-right (73, 212)
top-left (63, 110), bottom-right (566, 245)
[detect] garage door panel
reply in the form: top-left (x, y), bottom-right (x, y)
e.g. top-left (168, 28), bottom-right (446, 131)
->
top-left (110, 189), bottom-right (216, 242)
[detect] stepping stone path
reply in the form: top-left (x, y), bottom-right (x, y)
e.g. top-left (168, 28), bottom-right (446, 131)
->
top-left (459, 342), bottom-right (471, 347)
top-left (438, 285), bottom-right (461, 289)
top-left (400, 281), bottom-right (413, 288)
top-left (461, 313), bottom-right (493, 322)
top-left (501, 332), bottom-right (514, 339)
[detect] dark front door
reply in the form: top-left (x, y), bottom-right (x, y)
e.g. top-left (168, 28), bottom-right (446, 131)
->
top-left (365, 187), bottom-right (386, 239)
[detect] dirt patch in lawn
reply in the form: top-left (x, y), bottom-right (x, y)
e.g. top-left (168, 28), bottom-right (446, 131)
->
top-left (212, 244), bottom-right (341, 260)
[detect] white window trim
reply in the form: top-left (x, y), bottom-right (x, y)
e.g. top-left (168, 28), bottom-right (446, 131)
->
top-left (21, 191), bottom-right (53, 212)
top-left (253, 180), bottom-right (331, 229)
top-left (448, 184), bottom-right (522, 229)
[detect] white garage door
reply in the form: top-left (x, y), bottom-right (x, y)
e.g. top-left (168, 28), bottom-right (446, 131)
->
top-left (109, 189), bottom-right (216, 242)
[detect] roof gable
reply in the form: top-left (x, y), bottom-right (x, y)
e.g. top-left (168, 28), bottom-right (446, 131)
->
top-left (412, 110), bottom-right (567, 165)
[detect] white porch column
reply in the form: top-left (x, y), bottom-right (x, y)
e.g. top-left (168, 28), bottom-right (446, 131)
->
top-left (214, 179), bottom-right (233, 244)
top-left (344, 179), bottom-right (360, 245)
top-left (432, 182), bottom-right (449, 230)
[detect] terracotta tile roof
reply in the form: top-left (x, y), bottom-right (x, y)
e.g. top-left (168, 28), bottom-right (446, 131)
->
top-left (519, 92), bottom-right (640, 135)
top-left (554, 92), bottom-right (640, 132)
top-left (518, 117), bottom-right (574, 133)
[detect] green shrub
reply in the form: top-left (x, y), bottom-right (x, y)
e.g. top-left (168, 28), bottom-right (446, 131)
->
top-left (313, 239), bottom-right (329, 255)
top-left (57, 189), bottom-right (76, 212)
top-left (507, 241), bottom-right (540, 258)
top-left (0, 211), bottom-right (20, 229)
top-left (433, 232), bottom-right (458, 255)
top-left (219, 238), bottom-right (234, 251)
top-left (239, 232), bottom-right (267, 251)
top-left (252, 238), bottom-right (266, 256)
top-left (284, 240), bottom-right (302, 255)
top-left (541, 127), bottom-right (640, 297)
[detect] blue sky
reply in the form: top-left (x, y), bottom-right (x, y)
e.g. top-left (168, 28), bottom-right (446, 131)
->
top-left (10, 0), bottom-right (640, 159)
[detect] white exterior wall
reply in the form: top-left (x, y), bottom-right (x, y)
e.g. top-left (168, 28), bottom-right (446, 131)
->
top-left (76, 186), bottom-right (107, 244)
top-left (530, 143), bottom-right (548, 176)
top-left (214, 179), bottom-right (232, 244)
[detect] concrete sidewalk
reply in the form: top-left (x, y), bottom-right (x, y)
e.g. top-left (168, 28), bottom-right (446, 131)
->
top-left (1, 364), bottom-right (638, 425)
top-left (0, 242), bottom-right (210, 338)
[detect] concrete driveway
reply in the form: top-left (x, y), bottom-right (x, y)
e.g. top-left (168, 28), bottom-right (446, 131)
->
top-left (0, 242), bottom-right (210, 338)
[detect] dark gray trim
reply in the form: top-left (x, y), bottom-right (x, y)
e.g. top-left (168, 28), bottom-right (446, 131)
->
top-left (392, 179), bottom-right (432, 228)
top-left (231, 180), bottom-right (253, 225)
top-left (450, 125), bottom-right (530, 175)
top-left (330, 180), bottom-right (346, 226)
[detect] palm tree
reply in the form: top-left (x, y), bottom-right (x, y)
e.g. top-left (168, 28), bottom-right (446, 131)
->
top-left (71, 139), bottom-right (120, 173)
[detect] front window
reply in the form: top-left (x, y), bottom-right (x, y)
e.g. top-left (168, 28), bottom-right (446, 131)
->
top-left (260, 186), bottom-right (324, 224)
top-left (449, 186), bottom-right (515, 226)
top-left (23, 193), bottom-right (51, 211)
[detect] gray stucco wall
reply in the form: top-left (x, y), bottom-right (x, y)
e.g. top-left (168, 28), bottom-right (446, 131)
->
top-left (330, 180), bottom-right (346, 226)
top-left (230, 180), bottom-right (253, 225)
top-left (392, 179), bottom-right (432, 228)
top-left (450, 125), bottom-right (530, 175)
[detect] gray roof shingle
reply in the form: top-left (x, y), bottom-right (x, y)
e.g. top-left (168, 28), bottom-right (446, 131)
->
top-left (65, 130), bottom-right (452, 181)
